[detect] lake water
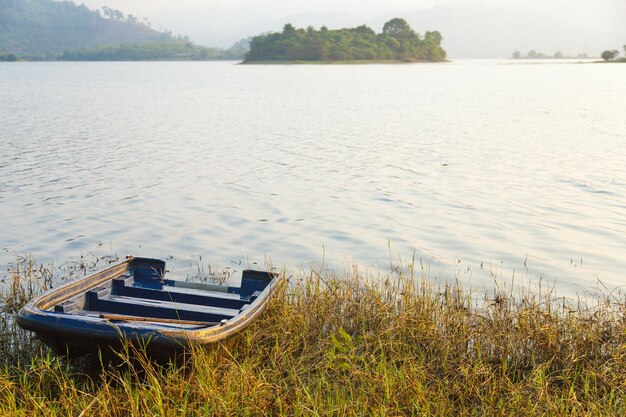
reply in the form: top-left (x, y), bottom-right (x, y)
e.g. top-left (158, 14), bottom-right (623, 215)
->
top-left (1, 60), bottom-right (625, 294)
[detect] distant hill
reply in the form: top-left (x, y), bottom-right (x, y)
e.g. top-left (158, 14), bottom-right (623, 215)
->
top-left (57, 40), bottom-right (230, 61)
top-left (0, 0), bottom-right (171, 57)
top-left (0, 0), bottom-right (249, 60)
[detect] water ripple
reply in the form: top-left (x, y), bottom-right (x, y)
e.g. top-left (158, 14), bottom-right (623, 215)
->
top-left (1, 61), bottom-right (625, 295)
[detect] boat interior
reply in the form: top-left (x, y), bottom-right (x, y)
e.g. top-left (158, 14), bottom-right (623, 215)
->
top-left (50, 259), bottom-right (276, 327)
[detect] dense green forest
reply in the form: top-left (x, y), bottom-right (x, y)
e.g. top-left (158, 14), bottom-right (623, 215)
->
top-left (58, 39), bottom-right (245, 61)
top-left (0, 0), bottom-right (248, 60)
top-left (245, 18), bottom-right (447, 63)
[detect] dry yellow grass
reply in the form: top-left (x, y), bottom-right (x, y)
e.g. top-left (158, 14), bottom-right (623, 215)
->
top-left (1, 256), bottom-right (625, 416)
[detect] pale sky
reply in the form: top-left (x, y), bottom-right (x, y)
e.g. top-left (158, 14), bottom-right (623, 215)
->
top-left (77, 0), bottom-right (625, 57)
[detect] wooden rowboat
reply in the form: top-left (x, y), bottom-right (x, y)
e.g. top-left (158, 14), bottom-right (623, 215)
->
top-left (17, 256), bottom-right (281, 358)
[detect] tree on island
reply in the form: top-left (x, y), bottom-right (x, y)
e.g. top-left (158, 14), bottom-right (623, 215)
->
top-left (601, 50), bottom-right (619, 61)
top-left (245, 18), bottom-right (447, 62)
top-left (382, 18), bottom-right (414, 37)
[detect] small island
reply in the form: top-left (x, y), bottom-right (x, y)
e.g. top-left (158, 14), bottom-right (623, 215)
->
top-left (244, 18), bottom-right (447, 64)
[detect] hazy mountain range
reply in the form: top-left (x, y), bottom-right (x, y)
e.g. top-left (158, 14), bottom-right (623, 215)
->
top-left (0, 0), bottom-right (168, 56)
top-left (0, 0), bottom-right (246, 59)
top-left (2, 0), bottom-right (623, 58)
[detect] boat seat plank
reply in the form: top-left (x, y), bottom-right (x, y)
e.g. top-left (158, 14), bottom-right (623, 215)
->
top-left (107, 296), bottom-right (240, 315)
top-left (86, 293), bottom-right (239, 323)
top-left (163, 279), bottom-right (231, 293)
top-left (71, 310), bottom-right (212, 329)
top-left (160, 284), bottom-right (243, 300)
top-left (112, 279), bottom-right (249, 308)
top-left (132, 278), bottom-right (233, 294)
top-left (121, 278), bottom-right (244, 300)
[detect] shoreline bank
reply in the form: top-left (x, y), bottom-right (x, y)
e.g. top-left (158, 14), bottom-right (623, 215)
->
top-left (1, 257), bottom-right (625, 415)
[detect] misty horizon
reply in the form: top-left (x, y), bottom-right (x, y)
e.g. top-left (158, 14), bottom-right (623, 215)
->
top-left (76, 0), bottom-right (625, 58)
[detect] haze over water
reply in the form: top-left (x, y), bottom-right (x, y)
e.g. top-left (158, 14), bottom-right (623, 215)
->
top-left (1, 60), bottom-right (625, 294)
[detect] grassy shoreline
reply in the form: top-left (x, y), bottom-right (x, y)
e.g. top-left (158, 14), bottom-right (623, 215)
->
top-left (1, 257), bottom-right (626, 415)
